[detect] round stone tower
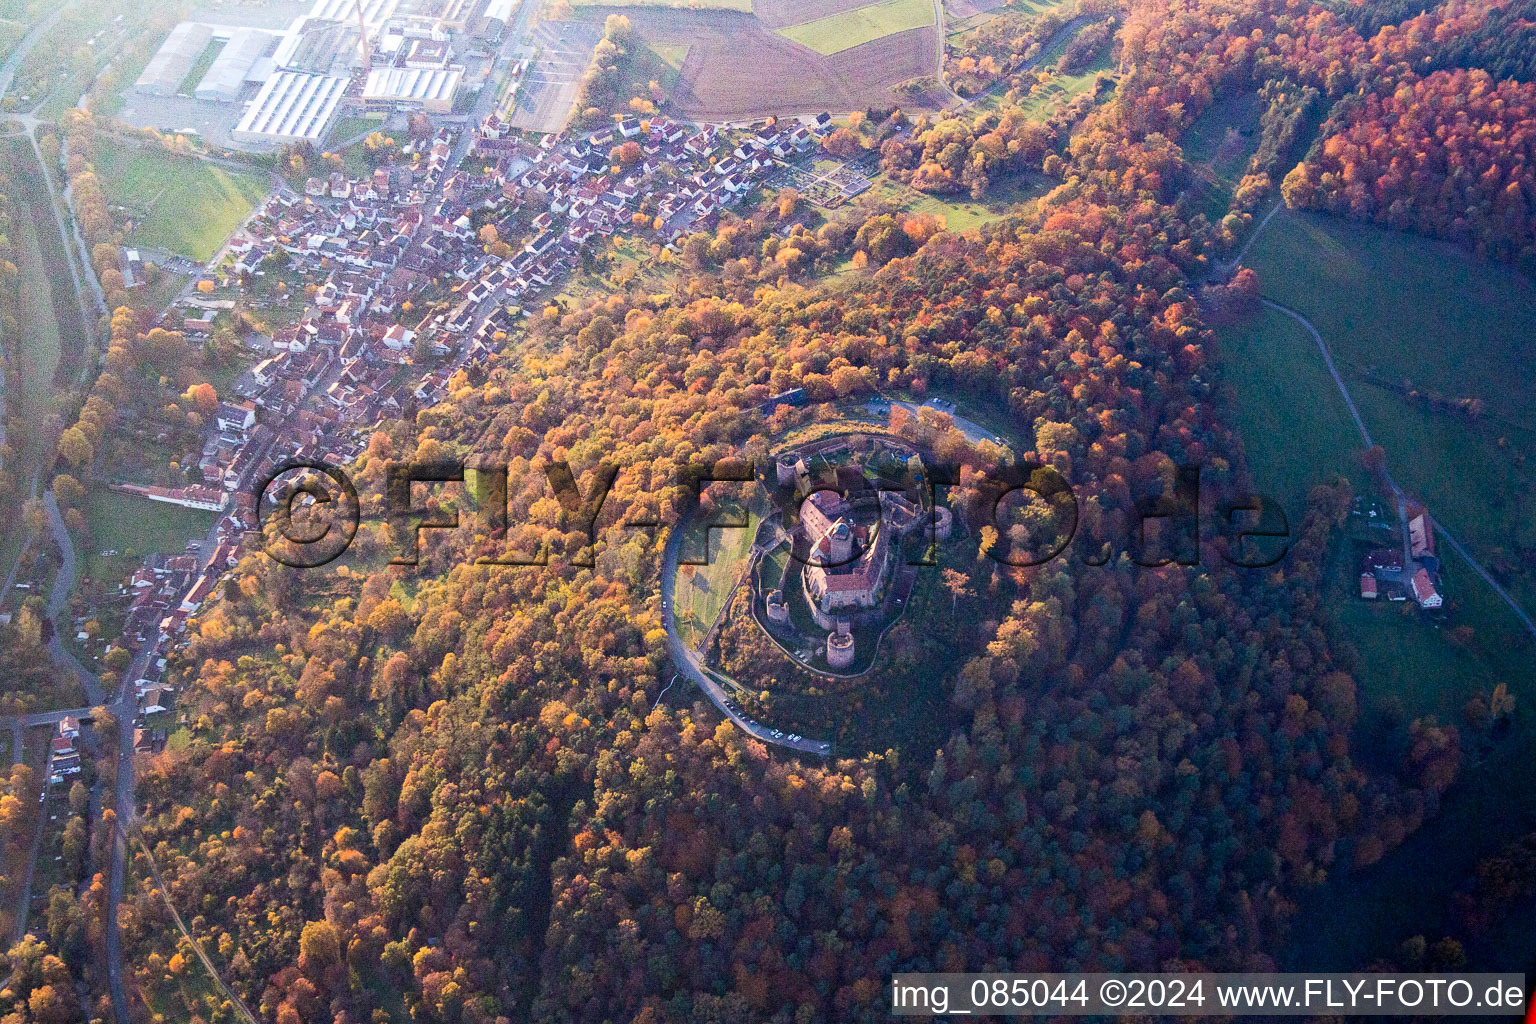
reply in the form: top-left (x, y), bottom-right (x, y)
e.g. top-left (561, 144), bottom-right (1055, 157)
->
top-left (924, 505), bottom-right (953, 542)
top-left (826, 629), bottom-right (855, 669)
top-left (765, 589), bottom-right (789, 623)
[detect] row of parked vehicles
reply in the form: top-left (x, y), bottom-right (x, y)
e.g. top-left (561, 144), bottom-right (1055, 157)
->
top-left (721, 694), bottom-right (832, 753)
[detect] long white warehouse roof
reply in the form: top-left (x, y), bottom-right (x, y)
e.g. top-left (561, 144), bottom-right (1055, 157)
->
top-left (136, 22), bottom-right (214, 96)
top-left (362, 65), bottom-right (463, 103)
top-left (195, 28), bottom-right (277, 101)
top-left (482, 0), bottom-right (518, 22)
top-left (307, 0), bottom-right (401, 34)
top-left (233, 71), bottom-right (348, 142)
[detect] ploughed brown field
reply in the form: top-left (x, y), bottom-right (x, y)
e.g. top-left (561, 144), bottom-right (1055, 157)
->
top-left (585, 3), bottom-right (943, 120)
top-left (945, 0), bottom-right (1006, 18)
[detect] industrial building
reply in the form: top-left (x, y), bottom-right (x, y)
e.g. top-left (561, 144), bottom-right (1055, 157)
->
top-left (361, 65), bottom-right (464, 113)
top-left (273, 19), bottom-right (366, 76)
top-left (478, 0), bottom-right (519, 41)
top-left (405, 38), bottom-right (451, 68)
top-left (435, 0), bottom-right (480, 33)
top-left (306, 0), bottom-right (403, 36)
top-left (135, 22), bottom-right (214, 96)
top-left (231, 71), bottom-right (349, 145)
top-left (194, 28), bottom-right (278, 102)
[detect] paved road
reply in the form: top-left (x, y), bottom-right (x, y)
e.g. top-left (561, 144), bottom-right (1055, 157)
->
top-left (50, 131), bottom-right (108, 324)
top-left (103, 684), bottom-right (134, 1024)
top-left (660, 518), bottom-right (831, 755)
top-left (930, 0), bottom-right (963, 107)
top-left (1260, 297), bottom-right (1536, 641)
top-left (0, 5), bottom-right (70, 104)
top-left (12, 744), bottom-right (53, 941)
top-left (44, 492), bottom-right (105, 706)
top-left (0, 704), bottom-right (105, 730)
top-left (10, 736), bottom-right (57, 945)
top-left (1224, 197), bottom-right (1285, 275)
top-left (892, 398), bottom-right (1006, 447)
top-left (0, 3), bottom-right (90, 609)
top-left (40, 488), bottom-right (132, 1024)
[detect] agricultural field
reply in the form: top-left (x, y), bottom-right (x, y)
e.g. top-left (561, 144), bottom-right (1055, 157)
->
top-left (89, 146), bottom-right (268, 262)
top-left (776, 0), bottom-right (935, 55)
top-left (612, 0), bottom-right (940, 121)
top-left (573, 0), bottom-right (751, 8)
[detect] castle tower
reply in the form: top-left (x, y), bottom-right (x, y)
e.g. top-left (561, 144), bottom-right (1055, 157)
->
top-left (827, 520), bottom-right (852, 564)
top-left (826, 628), bottom-right (855, 670)
top-left (924, 505), bottom-right (953, 542)
top-left (765, 589), bottom-right (789, 623)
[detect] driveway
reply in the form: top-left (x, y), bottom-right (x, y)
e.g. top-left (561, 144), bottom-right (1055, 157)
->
top-left (660, 518), bottom-right (831, 756)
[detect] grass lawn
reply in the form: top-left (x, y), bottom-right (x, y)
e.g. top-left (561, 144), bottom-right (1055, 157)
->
top-left (13, 206), bottom-right (63, 448)
top-left (1221, 302), bottom-right (1530, 718)
top-left (909, 173), bottom-right (1047, 231)
top-left (34, 78), bottom-right (88, 121)
top-left (1218, 304), bottom-right (1366, 512)
top-left (0, 138), bottom-right (69, 562)
top-left (327, 114), bottom-right (384, 148)
top-left (778, 0), bottom-right (935, 54)
top-left (82, 486), bottom-right (215, 581)
top-left (90, 146), bottom-right (268, 262)
top-left (1180, 90), bottom-right (1263, 222)
top-left (1245, 209), bottom-right (1536, 611)
top-left (1222, 211), bottom-right (1536, 971)
top-left (21, 724), bottom-right (48, 771)
top-left (648, 42), bottom-right (690, 72)
top-left (609, 38), bottom-right (689, 107)
top-left (674, 502), bottom-right (759, 648)
top-left (859, 171), bottom-right (1048, 236)
top-left (1249, 209), bottom-right (1536, 433)
top-left (1011, 49), bottom-right (1114, 118)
